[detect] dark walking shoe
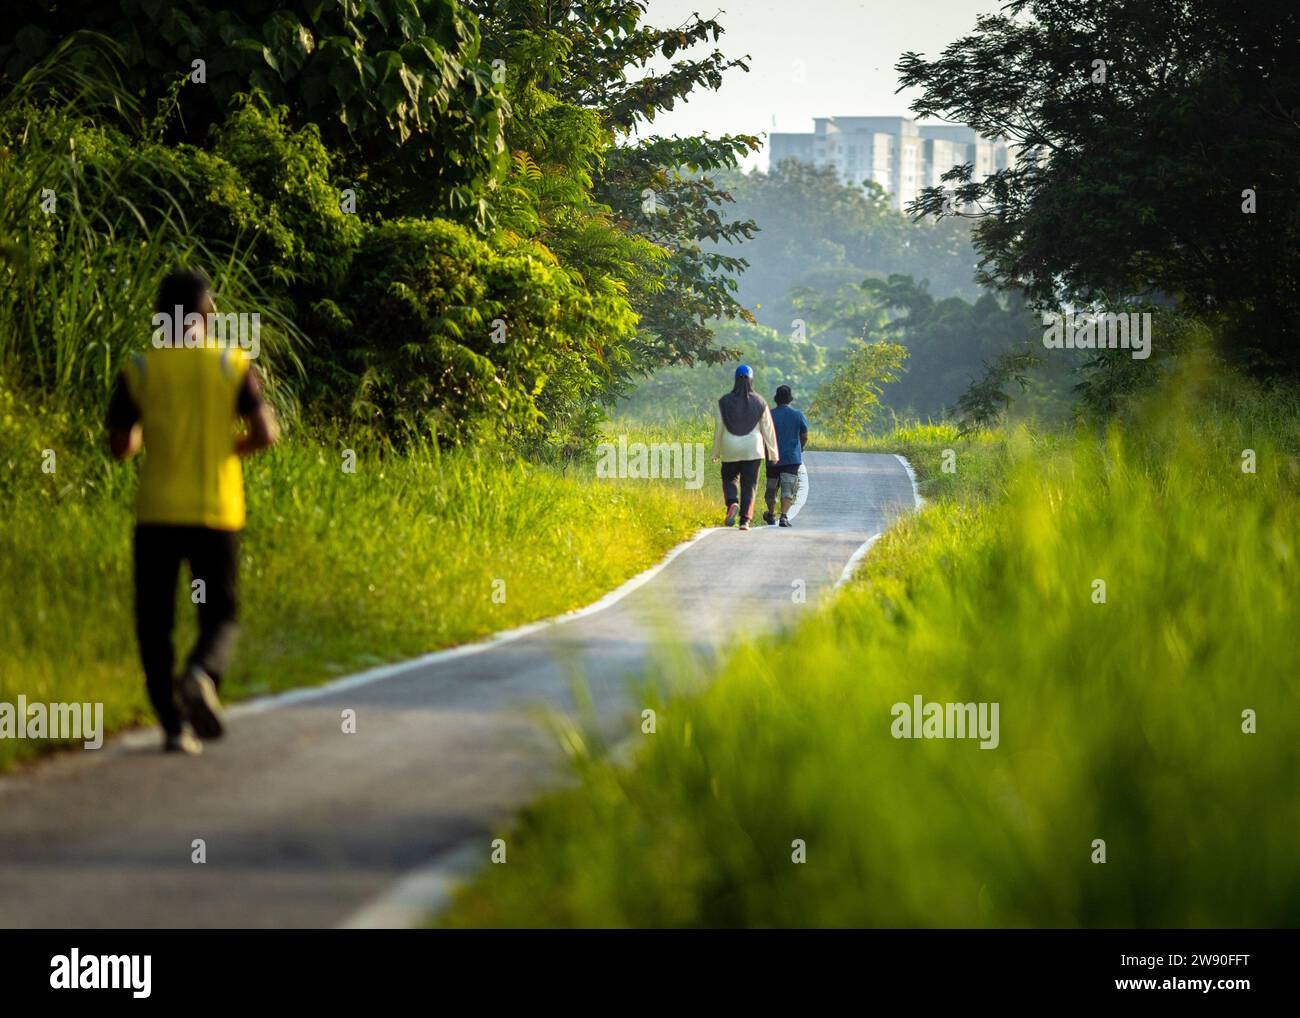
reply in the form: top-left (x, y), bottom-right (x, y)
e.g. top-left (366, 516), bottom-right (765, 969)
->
top-left (162, 731), bottom-right (203, 756)
top-left (724, 503), bottom-right (739, 527)
top-left (738, 519), bottom-right (751, 531)
top-left (178, 665), bottom-right (225, 740)
top-left (762, 510), bottom-right (776, 525)
top-left (779, 514), bottom-right (791, 527)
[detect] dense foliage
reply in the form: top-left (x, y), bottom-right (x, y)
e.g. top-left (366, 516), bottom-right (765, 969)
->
top-left (898, 0), bottom-right (1300, 376)
top-left (1, 0), bottom-right (508, 224)
top-left (467, 2), bottom-right (763, 368)
top-left (0, 1), bottom-right (762, 450)
top-left (617, 162), bottom-right (1028, 429)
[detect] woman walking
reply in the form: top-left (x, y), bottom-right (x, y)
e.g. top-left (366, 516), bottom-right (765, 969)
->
top-left (711, 364), bottom-right (779, 531)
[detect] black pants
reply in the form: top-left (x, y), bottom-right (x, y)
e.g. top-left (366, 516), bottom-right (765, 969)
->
top-left (720, 459), bottom-right (761, 522)
top-left (134, 524), bottom-right (240, 736)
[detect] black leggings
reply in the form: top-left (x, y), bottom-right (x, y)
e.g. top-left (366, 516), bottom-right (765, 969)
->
top-left (720, 459), bottom-right (761, 522)
top-left (134, 524), bottom-right (240, 736)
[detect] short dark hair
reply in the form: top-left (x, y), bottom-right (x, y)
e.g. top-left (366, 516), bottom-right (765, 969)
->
top-left (774, 384), bottom-right (793, 405)
top-left (155, 268), bottom-right (212, 318)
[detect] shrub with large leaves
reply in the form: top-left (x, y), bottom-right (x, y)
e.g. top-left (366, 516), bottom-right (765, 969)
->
top-left (1, 1), bottom-right (507, 222)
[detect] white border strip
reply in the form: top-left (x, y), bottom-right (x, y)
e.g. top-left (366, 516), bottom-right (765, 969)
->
top-left (245, 462), bottom-right (815, 716)
top-left (343, 455), bottom-right (920, 927)
top-left (894, 453), bottom-right (924, 509)
top-left (228, 526), bottom-right (719, 720)
top-left (834, 453), bottom-right (925, 588)
top-left (1, 521), bottom-right (729, 770)
top-left (339, 466), bottom-right (818, 928)
top-left (338, 841), bottom-right (485, 929)
top-left (834, 533), bottom-right (882, 588)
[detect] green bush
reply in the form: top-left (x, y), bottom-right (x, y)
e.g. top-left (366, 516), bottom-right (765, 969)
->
top-left (0, 2), bottom-right (508, 223)
top-left (312, 218), bottom-right (637, 446)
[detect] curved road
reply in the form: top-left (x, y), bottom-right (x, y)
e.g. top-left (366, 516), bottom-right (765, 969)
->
top-left (0, 451), bottom-right (917, 927)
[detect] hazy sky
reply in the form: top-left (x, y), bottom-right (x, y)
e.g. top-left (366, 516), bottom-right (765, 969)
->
top-left (638, 0), bottom-right (1005, 167)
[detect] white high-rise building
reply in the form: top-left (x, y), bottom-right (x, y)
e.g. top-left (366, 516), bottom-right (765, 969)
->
top-left (769, 117), bottom-right (1014, 211)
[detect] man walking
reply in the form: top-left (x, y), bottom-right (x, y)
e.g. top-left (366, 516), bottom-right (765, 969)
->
top-left (762, 384), bottom-right (809, 527)
top-left (107, 269), bottom-right (279, 754)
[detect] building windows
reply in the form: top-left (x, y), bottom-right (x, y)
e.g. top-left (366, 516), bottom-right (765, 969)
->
top-left (773, 118), bottom-right (1006, 210)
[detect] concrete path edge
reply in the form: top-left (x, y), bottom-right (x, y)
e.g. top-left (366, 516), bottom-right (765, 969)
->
top-left (340, 455), bottom-right (922, 928)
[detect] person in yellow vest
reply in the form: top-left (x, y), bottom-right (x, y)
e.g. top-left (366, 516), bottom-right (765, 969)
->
top-left (107, 269), bottom-right (279, 755)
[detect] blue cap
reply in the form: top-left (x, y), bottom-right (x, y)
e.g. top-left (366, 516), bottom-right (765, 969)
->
top-left (735, 363), bottom-right (753, 378)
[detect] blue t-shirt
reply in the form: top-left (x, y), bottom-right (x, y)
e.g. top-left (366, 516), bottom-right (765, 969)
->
top-left (771, 405), bottom-right (808, 469)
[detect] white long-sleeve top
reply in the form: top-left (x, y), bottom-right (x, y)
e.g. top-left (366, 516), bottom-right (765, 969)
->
top-left (712, 403), bottom-right (779, 463)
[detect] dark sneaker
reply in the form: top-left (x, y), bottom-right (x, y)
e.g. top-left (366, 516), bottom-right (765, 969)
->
top-left (738, 520), bottom-right (750, 531)
top-left (163, 731), bottom-right (203, 756)
top-left (178, 665), bottom-right (225, 739)
top-left (762, 510), bottom-right (776, 526)
top-left (724, 503), bottom-right (739, 527)
top-left (779, 514), bottom-right (791, 527)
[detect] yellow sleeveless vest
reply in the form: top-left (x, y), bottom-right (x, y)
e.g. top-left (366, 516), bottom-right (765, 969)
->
top-left (122, 346), bottom-right (248, 530)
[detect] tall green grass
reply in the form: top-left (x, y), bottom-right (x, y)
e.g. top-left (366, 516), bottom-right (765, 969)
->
top-left (441, 363), bottom-right (1300, 927)
top-left (0, 37), bottom-right (304, 408)
top-left (0, 393), bottom-right (715, 769)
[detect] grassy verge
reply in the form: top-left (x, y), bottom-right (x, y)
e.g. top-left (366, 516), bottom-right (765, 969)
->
top-left (441, 366), bottom-right (1300, 927)
top-left (0, 390), bottom-right (714, 770)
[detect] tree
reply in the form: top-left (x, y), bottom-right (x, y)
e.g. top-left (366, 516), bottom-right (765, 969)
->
top-left (808, 341), bottom-right (909, 439)
top-left (1, 1), bottom-right (509, 224)
top-left (717, 160), bottom-right (983, 334)
top-left (953, 348), bottom-right (1037, 435)
top-left (791, 272), bottom-right (1046, 419)
top-left (616, 319), bottom-right (827, 423)
top-left (2, 2), bottom-right (765, 447)
top-left (465, 0), bottom-right (761, 369)
top-left (859, 274), bottom-right (1043, 418)
top-left (898, 0), bottom-right (1300, 375)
